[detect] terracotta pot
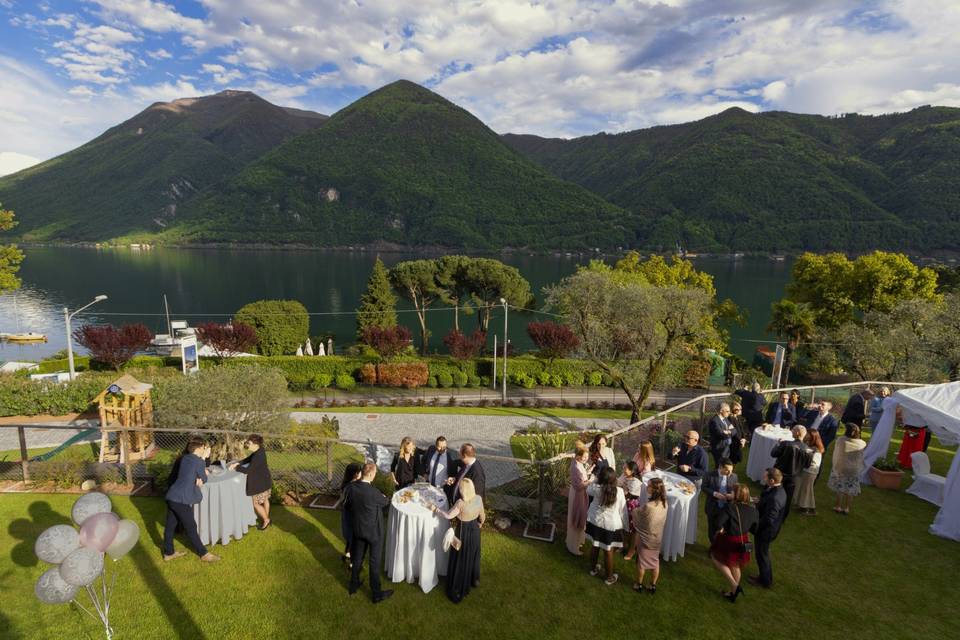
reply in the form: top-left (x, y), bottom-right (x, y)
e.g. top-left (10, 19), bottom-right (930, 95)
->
top-left (869, 466), bottom-right (904, 490)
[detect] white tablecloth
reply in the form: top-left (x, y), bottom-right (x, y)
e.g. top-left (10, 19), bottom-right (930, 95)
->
top-left (385, 483), bottom-right (450, 593)
top-left (193, 468), bottom-right (257, 546)
top-left (746, 427), bottom-right (794, 482)
top-left (641, 471), bottom-right (698, 562)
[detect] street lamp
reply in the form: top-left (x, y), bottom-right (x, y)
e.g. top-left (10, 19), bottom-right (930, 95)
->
top-left (500, 297), bottom-right (508, 403)
top-left (65, 295), bottom-right (108, 380)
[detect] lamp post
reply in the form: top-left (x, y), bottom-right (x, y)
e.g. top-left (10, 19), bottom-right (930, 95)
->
top-left (500, 298), bottom-right (508, 403)
top-left (65, 295), bottom-right (108, 380)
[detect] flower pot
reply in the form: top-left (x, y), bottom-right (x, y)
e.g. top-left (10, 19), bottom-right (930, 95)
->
top-left (869, 466), bottom-right (904, 490)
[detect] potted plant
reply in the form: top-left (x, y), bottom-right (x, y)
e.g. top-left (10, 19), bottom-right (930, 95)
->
top-left (869, 455), bottom-right (904, 490)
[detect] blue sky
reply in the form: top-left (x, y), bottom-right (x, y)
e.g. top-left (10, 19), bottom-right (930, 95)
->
top-left (1, 0), bottom-right (959, 175)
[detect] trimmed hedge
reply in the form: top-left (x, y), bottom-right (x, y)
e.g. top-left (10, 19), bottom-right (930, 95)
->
top-left (0, 374), bottom-right (115, 417)
top-left (35, 355), bottom-right (180, 374)
top-left (235, 300), bottom-right (309, 356)
top-left (221, 356), bottom-right (376, 390)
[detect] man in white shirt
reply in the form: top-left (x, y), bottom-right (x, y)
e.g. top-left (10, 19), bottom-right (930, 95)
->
top-left (421, 436), bottom-right (455, 493)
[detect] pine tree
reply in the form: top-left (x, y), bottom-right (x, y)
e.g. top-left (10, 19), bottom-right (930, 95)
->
top-left (356, 256), bottom-right (398, 340)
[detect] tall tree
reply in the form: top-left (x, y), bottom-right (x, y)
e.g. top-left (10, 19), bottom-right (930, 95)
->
top-left (462, 258), bottom-right (534, 332)
top-left (925, 292), bottom-right (960, 380)
top-left (547, 264), bottom-right (713, 416)
top-left (434, 255), bottom-right (473, 331)
top-left (390, 259), bottom-right (440, 355)
top-left (766, 299), bottom-right (815, 385)
top-left (527, 321), bottom-right (580, 365)
top-left (0, 204), bottom-right (24, 293)
top-left (356, 256), bottom-right (398, 339)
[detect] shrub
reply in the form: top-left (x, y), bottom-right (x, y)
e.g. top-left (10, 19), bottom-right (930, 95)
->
top-left (220, 356), bottom-right (371, 390)
top-left (335, 374), bottom-right (357, 390)
top-left (359, 363), bottom-right (378, 385)
top-left (564, 371), bottom-right (585, 386)
top-left (360, 325), bottom-right (413, 359)
top-left (443, 329), bottom-right (487, 360)
top-left (376, 362), bottom-right (429, 388)
top-left (550, 374), bottom-right (564, 388)
top-left (437, 372), bottom-right (454, 388)
top-left (480, 375), bottom-right (491, 386)
top-left (73, 323), bottom-right (153, 371)
top-left (0, 373), bottom-right (114, 417)
top-left (427, 376), bottom-right (438, 388)
top-left (467, 374), bottom-right (481, 387)
top-left (452, 370), bottom-right (468, 387)
top-left (526, 321), bottom-right (580, 361)
top-left (587, 371), bottom-right (603, 386)
top-left (536, 371), bottom-right (552, 386)
top-left (310, 373), bottom-right (334, 390)
top-left (235, 300), bottom-right (309, 356)
top-left (601, 373), bottom-right (614, 386)
top-left (195, 322), bottom-right (258, 357)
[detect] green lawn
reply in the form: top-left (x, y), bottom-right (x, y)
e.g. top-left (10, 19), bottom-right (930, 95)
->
top-left (2, 438), bottom-right (959, 640)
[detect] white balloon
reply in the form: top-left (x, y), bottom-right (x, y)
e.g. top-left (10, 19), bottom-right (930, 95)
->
top-left (105, 519), bottom-right (140, 560)
top-left (35, 525), bottom-right (80, 564)
top-left (58, 548), bottom-right (104, 586)
top-left (35, 567), bottom-right (79, 604)
top-left (71, 492), bottom-right (112, 526)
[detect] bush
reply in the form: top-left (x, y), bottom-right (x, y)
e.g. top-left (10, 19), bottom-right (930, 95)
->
top-left (376, 362), bottom-right (429, 388)
top-left (335, 374), bottom-right (357, 390)
top-left (467, 374), bottom-right (481, 387)
top-left (443, 329), bottom-right (487, 360)
top-left (437, 372), bottom-right (454, 388)
top-left (427, 376), bottom-right (438, 388)
top-left (480, 375), bottom-right (491, 386)
top-left (310, 374), bottom-right (334, 390)
top-left (235, 300), bottom-right (309, 356)
top-left (511, 371), bottom-right (536, 389)
top-left (73, 323), bottom-right (153, 371)
top-left (550, 374), bottom-right (564, 388)
top-left (0, 374), bottom-right (114, 417)
top-left (359, 363), bottom-right (377, 385)
top-left (564, 371), bottom-right (585, 386)
top-left (536, 371), bottom-right (552, 386)
top-left (360, 325), bottom-right (413, 359)
top-left (526, 321), bottom-right (580, 361)
top-left (587, 371), bottom-right (603, 386)
top-left (452, 370), bottom-right (468, 387)
top-left (221, 356), bottom-right (372, 390)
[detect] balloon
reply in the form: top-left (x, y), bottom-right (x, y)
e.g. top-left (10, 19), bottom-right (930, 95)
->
top-left (59, 548), bottom-right (104, 586)
top-left (72, 492), bottom-right (112, 526)
top-left (105, 519), bottom-right (140, 560)
top-left (79, 512), bottom-right (119, 552)
top-left (35, 525), bottom-right (80, 564)
top-left (35, 567), bottom-right (79, 604)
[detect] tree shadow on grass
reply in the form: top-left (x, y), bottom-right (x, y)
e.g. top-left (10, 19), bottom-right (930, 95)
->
top-left (121, 497), bottom-right (207, 640)
top-left (7, 500), bottom-right (72, 567)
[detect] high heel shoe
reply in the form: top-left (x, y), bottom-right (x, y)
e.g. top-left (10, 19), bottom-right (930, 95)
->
top-left (724, 585), bottom-right (744, 603)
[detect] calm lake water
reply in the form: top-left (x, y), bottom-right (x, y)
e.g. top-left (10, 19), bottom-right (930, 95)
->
top-left (0, 247), bottom-right (793, 362)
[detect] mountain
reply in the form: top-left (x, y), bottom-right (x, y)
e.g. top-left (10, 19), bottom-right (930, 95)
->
top-left (0, 90), bottom-right (328, 240)
top-left (503, 105), bottom-right (960, 252)
top-left (174, 80), bottom-right (630, 249)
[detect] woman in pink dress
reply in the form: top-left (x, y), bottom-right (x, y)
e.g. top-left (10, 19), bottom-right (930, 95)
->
top-left (632, 441), bottom-right (657, 474)
top-left (566, 444), bottom-right (595, 555)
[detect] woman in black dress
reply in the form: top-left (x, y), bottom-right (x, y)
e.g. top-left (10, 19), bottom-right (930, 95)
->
top-left (230, 434), bottom-right (273, 530)
top-left (709, 484), bottom-right (758, 603)
top-left (335, 462), bottom-right (362, 568)
top-left (432, 477), bottom-right (485, 603)
top-left (390, 437), bottom-right (418, 489)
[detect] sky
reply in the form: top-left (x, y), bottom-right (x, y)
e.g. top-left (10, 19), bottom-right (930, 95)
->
top-left (1, 0), bottom-right (959, 176)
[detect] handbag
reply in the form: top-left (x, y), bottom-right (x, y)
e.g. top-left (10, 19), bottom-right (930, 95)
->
top-left (734, 504), bottom-right (753, 553)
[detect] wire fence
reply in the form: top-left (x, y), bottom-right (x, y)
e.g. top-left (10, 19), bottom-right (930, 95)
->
top-left (0, 380), bottom-right (924, 538)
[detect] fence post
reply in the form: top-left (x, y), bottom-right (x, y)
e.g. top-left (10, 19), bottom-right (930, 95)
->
top-left (536, 462), bottom-right (546, 529)
top-left (18, 426), bottom-right (30, 483)
top-left (660, 414), bottom-right (668, 461)
top-left (326, 440), bottom-right (334, 489)
top-left (121, 430), bottom-right (134, 486)
top-left (809, 388), bottom-right (816, 404)
top-left (700, 397), bottom-right (707, 430)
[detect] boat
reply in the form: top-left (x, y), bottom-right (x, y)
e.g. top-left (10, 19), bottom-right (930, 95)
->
top-left (770, 254), bottom-right (786, 261)
top-left (4, 332), bottom-right (48, 343)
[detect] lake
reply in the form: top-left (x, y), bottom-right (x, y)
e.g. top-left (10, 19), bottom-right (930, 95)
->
top-left (0, 247), bottom-right (793, 362)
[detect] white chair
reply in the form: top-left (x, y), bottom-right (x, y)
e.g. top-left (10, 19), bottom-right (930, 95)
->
top-left (906, 452), bottom-right (946, 507)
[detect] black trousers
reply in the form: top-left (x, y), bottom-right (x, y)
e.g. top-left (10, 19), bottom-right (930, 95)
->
top-left (163, 500), bottom-right (207, 557)
top-left (349, 535), bottom-right (383, 597)
top-left (781, 476), bottom-right (796, 522)
top-left (755, 532), bottom-right (776, 586)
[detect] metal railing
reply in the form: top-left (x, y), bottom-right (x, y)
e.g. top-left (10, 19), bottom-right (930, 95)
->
top-left (0, 380), bottom-right (925, 541)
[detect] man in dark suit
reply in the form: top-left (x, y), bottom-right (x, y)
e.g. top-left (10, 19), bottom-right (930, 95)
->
top-left (344, 463), bottom-right (393, 603)
top-left (765, 391), bottom-right (796, 428)
top-left (702, 459), bottom-right (737, 542)
top-left (421, 436), bottom-right (457, 501)
top-left (671, 430), bottom-right (709, 488)
top-left (708, 403), bottom-right (737, 468)
top-left (735, 382), bottom-right (767, 436)
top-left (840, 389), bottom-right (871, 428)
top-left (771, 425), bottom-right (813, 522)
top-left (749, 468), bottom-right (787, 589)
top-left (803, 401), bottom-right (840, 451)
top-left (448, 443), bottom-right (486, 500)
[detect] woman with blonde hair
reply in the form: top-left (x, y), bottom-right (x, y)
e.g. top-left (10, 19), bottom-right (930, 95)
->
top-left (431, 477), bottom-right (485, 603)
top-left (566, 443), bottom-right (595, 555)
top-left (632, 441), bottom-right (656, 474)
top-left (709, 484), bottom-right (758, 603)
top-left (390, 437), bottom-right (418, 489)
top-left (632, 477), bottom-right (667, 594)
top-left (795, 430), bottom-right (824, 515)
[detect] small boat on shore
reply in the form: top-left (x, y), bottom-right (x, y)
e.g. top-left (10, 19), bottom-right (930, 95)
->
top-left (2, 332), bottom-right (48, 343)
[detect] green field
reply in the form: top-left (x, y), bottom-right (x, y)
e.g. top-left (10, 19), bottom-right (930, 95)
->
top-left (2, 430), bottom-right (958, 640)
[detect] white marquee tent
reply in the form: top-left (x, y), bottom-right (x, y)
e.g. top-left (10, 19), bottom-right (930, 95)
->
top-left (861, 382), bottom-right (960, 541)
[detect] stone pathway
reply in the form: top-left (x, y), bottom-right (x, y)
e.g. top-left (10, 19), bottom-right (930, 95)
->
top-left (292, 411), bottom-right (626, 488)
top-left (0, 421), bottom-right (99, 453)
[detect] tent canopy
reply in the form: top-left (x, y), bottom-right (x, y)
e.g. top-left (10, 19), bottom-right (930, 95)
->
top-left (894, 382), bottom-right (960, 445)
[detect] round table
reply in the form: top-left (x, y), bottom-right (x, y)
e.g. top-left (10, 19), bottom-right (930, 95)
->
top-left (641, 470), bottom-right (699, 562)
top-left (385, 483), bottom-right (450, 593)
top-left (193, 467), bottom-right (257, 546)
top-left (746, 426), bottom-right (794, 482)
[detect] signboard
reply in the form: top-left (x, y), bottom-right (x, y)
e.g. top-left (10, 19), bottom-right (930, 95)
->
top-left (180, 335), bottom-right (200, 375)
top-left (771, 344), bottom-right (786, 388)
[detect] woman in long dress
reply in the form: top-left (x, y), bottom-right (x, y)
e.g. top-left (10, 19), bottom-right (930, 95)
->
top-left (566, 445), bottom-right (595, 555)
top-left (432, 477), bottom-right (485, 603)
top-left (794, 431), bottom-right (824, 515)
top-left (828, 423), bottom-right (867, 515)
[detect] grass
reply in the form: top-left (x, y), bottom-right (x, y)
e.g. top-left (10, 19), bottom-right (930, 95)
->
top-left (2, 433), bottom-right (958, 639)
top-left (296, 405), bottom-right (642, 419)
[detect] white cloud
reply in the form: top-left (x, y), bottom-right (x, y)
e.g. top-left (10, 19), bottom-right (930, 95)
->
top-left (0, 151), bottom-right (42, 177)
top-left (129, 79), bottom-right (203, 103)
top-left (67, 85), bottom-right (96, 98)
top-left (146, 48), bottom-right (172, 59)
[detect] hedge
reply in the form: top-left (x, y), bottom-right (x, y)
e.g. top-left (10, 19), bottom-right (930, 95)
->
top-left (221, 356), bottom-right (376, 390)
top-left (35, 355), bottom-right (180, 374)
top-left (0, 374), bottom-right (115, 417)
top-left (235, 300), bottom-right (309, 356)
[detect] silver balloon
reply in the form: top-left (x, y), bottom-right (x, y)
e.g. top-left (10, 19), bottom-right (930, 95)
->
top-left (35, 567), bottom-right (79, 604)
top-left (59, 548), bottom-right (104, 586)
top-left (35, 524), bottom-right (80, 564)
top-left (71, 492), bottom-right (112, 526)
top-left (105, 519), bottom-right (140, 560)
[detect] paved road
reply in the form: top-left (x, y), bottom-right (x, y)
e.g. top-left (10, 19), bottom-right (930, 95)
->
top-left (293, 411), bottom-right (625, 488)
top-left (0, 420), bottom-right (99, 453)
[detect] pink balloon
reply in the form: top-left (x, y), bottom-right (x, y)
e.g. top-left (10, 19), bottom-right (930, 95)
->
top-left (79, 512), bottom-right (119, 552)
